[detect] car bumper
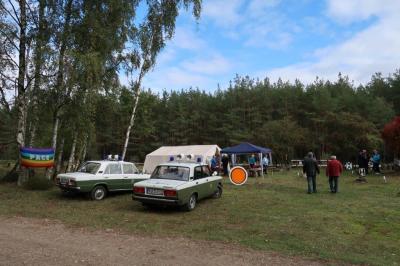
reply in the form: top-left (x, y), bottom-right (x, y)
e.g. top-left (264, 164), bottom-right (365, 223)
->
top-left (57, 184), bottom-right (81, 192)
top-left (132, 195), bottom-right (181, 206)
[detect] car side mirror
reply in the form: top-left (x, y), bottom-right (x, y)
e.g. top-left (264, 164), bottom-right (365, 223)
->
top-left (212, 171), bottom-right (218, 176)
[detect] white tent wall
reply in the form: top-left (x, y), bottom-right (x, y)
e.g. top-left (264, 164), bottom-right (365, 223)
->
top-left (143, 145), bottom-right (221, 174)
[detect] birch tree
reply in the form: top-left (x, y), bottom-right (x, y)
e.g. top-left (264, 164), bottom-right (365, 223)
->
top-left (121, 0), bottom-right (201, 161)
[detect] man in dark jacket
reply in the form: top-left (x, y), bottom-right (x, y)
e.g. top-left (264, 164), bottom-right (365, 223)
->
top-left (303, 152), bottom-right (320, 194)
top-left (357, 150), bottom-right (369, 175)
top-left (221, 154), bottom-right (229, 176)
top-left (326, 155), bottom-right (343, 193)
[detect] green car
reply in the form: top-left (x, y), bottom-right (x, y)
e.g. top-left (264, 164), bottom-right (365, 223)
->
top-left (132, 162), bottom-right (223, 211)
top-left (56, 160), bottom-right (150, 200)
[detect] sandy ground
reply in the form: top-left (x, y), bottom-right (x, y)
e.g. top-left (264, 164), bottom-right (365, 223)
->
top-left (0, 216), bottom-right (326, 266)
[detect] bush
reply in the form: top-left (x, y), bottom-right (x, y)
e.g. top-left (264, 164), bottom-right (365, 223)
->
top-left (24, 175), bottom-right (53, 190)
top-left (0, 169), bottom-right (18, 183)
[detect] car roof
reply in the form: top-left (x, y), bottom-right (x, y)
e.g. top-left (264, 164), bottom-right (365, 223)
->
top-left (87, 160), bottom-right (134, 164)
top-left (157, 162), bottom-right (207, 168)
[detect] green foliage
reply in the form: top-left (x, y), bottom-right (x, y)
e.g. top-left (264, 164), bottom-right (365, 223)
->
top-left (24, 173), bottom-right (53, 190)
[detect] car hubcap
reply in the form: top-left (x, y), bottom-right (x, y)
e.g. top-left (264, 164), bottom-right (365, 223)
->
top-left (95, 189), bottom-right (104, 199)
top-left (189, 196), bottom-right (196, 209)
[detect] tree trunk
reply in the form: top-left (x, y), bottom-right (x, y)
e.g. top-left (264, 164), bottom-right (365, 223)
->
top-left (48, 0), bottom-right (73, 159)
top-left (45, 111), bottom-right (60, 179)
top-left (29, 0), bottom-right (46, 147)
top-left (55, 137), bottom-right (65, 176)
top-left (16, 0), bottom-right (27, 186)
top-left (74, 134), bottom-right (88, 171)
top-left (121, 70), bottom-right (145, 161)
top-left (66, 131), bottom-right (78, 172)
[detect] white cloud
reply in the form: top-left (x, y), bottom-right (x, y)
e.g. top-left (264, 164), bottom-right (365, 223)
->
top-left (181, 55), bottom-right (231, 75)
top-left (248, 0), bottom-right (281, 17)
top-left (263, 3), bottom-right (400, 85)
top-left (144, 52), bottom-right (233, 91)
top-left (143, 67), bottom-right (223, 91)
top-left (326, 0), bottom-right (400, 23)
top-left (203, 0), bottom-right (294, 49)
top-left (169, 27), bottom-right (207, 51)
top-left (202, 0), bottom-right (244, 28)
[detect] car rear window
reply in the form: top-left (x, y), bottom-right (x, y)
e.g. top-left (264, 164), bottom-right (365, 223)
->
top-left (151, 166), bottom-right (190, 181)
top-left (123, 163), bottom-right (138, 174)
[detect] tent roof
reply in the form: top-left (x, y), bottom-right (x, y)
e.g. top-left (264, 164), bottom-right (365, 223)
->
top-left (147, 145), bottom-right (220, 156)
top-left (221, 142), bottom-right (272, 154)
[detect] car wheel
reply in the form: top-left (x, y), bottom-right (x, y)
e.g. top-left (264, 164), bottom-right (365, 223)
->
top-left (184, 193), bottom-right (197, 211)
top-left (213, 186), bottom-right (223, 198)
top-left (90, 186), bottom-right (107, 200)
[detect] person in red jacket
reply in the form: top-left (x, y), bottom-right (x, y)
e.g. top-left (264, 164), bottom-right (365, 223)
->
top-left (326, 155), bottom-right (343, 193)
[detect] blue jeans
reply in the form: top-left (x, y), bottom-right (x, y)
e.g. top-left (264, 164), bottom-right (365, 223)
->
top-left (329, 176), bottom-right (339, 193)
top-left (307, 175), bottom-right (317, 193)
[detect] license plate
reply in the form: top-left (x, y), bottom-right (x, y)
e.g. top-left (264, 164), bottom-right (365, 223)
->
top-left (146, 188), bottom-right (164, 196)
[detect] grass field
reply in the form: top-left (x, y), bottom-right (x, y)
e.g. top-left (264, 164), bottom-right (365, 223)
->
top-left (0, 169), bottom-right (399, 265)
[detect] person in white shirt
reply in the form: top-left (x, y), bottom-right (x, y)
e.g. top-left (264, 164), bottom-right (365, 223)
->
top-left (262, 155), bottom-right (269, 174)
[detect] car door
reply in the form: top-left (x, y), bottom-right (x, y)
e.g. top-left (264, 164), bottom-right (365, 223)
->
top-left (193, 166), bottom-right (209, 199)
top-left (201, 165), bottom-right (216, 197)
top-left (122, 163), bottom-right (138, 189)
top-left (105, 163), bottom-right (124, 190)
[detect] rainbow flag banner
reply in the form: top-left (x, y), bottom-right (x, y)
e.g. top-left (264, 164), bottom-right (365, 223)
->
top-left (20, 147), bottom-right (55, 168)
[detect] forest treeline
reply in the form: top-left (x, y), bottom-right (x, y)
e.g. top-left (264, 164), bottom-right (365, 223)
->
top-left (1, 71), bottom-right (400, 164)
top-left (1, 1), bottom-right (399, 177)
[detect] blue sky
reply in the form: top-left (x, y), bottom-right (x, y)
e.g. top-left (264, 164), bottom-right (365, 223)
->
top-left (126, 0), bottom-right (400, 91)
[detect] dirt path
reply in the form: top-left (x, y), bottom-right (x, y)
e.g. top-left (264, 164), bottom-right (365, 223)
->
top-left (0, 216), bottom-right (326, 266)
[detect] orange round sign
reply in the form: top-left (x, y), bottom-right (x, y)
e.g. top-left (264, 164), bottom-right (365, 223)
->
top-left (229, 166), bottom-right (248, 185)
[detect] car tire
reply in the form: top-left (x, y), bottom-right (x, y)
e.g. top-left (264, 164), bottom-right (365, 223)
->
top-left (90, 185), bottom-right (107, 200)
top-left (183, 193), bottom-right (197, 211)
top-left (213, 186), bottom-right (223, 198)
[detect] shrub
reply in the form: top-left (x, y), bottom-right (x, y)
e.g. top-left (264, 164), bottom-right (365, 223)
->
top-left (24, 175), bottom-right (53, 190)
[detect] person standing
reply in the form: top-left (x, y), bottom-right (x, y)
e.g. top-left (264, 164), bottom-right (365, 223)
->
top-left (249, 154), bottom-right (256, 168)
top-left (326, 155), bottom-right (343, 193)
top-left (221, 154), bottom-right (229, 176)
top-left (303, 152), bottom-right (320, 194)
top-left (357, 150), bottom-right (369, 176)
top-left (210, 156), bottom-right (217, 172)
top-left (371, 150), bottom-right (381, 174)
top-left (262, 155), bottom-right (269, 174)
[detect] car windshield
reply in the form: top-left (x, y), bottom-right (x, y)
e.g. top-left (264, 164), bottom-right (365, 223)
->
top-left (78, 162), bottom-right (101, 174)
top-left (151, 166), bottom-right (190, 181)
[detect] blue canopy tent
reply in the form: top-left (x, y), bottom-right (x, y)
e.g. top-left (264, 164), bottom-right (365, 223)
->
top-left (221, 142), bottom-right (272, 176)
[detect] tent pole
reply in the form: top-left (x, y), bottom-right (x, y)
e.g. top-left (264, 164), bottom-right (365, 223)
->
top-left (260, 153), bottom-right (264, 178)
top-left (269, 152), bottom-right (273, 175)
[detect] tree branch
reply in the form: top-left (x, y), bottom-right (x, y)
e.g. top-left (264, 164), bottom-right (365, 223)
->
top-left (26, 1), bottom-right (38, 27)
top-left (0, 87), bottom-right (11, 112)
top-left (0, 0), bottom-right (21, 26)
top-left (2, 48), bottom-right (19, 67)
top-left (0, 72), bottom-right (17, 83)
top-left (0, 27), bottom-right (20, 51)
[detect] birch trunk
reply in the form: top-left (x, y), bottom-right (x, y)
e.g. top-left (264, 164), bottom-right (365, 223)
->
top-left (74, 134), bottom-right (88, 171)
top-left (55, 137), bottom-right (65, 175)
top-left (29, 0), bottom-right (46, 147)
top-left (66, 132), bottom-right (78, 172)
top-left (45, 111), bottom-right (60, 179)
top-left (121, 70), bottom-right (145, 161)
top-left (43, 0), bottom-right (72, 180)
top-left (16, 0), bottom-right (27, 186)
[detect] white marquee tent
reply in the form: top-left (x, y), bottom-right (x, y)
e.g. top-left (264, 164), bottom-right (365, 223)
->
top-left (143, 145), bottom-right (221, 174)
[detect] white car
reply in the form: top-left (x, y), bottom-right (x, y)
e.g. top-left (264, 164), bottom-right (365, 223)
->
top-left (56, 160), bottom-right (150, 200)
top-left (133, 161), bottom-right (223, 211)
